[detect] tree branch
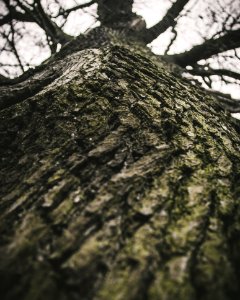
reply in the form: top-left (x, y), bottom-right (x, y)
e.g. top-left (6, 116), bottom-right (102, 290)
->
top-left (55, 0), bottom-right (95, 18)
top-left (188, 66), bottom-right (240, 81)
top-left (164, 26), bottom-right (178, 55)
top-left (0, 10), bottom-right (34, 26)
top-left (11, 0), bottom-right (72, 52)
top-left (167, 29), bottom-right (240, 67)
top-left (140, 0), bottom-right (190, 44)
top-left (209, 89), bottom-right (240, 113)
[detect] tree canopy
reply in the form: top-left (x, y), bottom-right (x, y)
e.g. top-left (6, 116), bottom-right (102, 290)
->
top-left (0, 0), bottom-right (239, 112)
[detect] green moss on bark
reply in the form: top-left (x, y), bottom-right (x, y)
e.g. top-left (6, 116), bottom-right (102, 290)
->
top-left (0, 39), bottom-right (240, 300)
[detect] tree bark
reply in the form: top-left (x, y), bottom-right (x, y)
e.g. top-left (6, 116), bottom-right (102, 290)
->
top-left (0, 30), bottom-right (240, 300)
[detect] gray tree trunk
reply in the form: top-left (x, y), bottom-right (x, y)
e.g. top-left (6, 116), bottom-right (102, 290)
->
top-left (0, 31), bottom-right (240, 300)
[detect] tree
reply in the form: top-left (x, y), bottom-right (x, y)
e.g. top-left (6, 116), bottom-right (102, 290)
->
top-left (0, 1), bottom-right (240, 300)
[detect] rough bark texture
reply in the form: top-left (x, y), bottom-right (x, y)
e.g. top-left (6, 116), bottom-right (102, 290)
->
top-left (0, 30), bottom-right (240, 300)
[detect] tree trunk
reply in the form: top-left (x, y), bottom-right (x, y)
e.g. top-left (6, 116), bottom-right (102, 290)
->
top-left (0, 30), bottom-right (240, 300)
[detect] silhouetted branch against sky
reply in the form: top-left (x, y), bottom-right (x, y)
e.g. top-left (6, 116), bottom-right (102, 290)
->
top-left (0, 0), bottom-right (239, 106)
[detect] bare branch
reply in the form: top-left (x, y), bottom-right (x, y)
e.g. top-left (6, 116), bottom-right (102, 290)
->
top-left (164, 26), bottom-right (178, 55)
top-left (167, 29), bottom-right (240, 67)
top-left (209, 89), bottom-right (240, 113)
top-left (3, 0), bottom-right (73, 54)
top-left (1, 1), bottom-right (24, 72)
top-left (29, 0), bottom-right (72, 46)
top-left (140, 0), bottom-right (190, 44)
top-left (55, 0), bottom-right (95, 18)
top-left (0, 10), bottom-right (33, 26)
top-left (188, 66), bottom-right (240, 81)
